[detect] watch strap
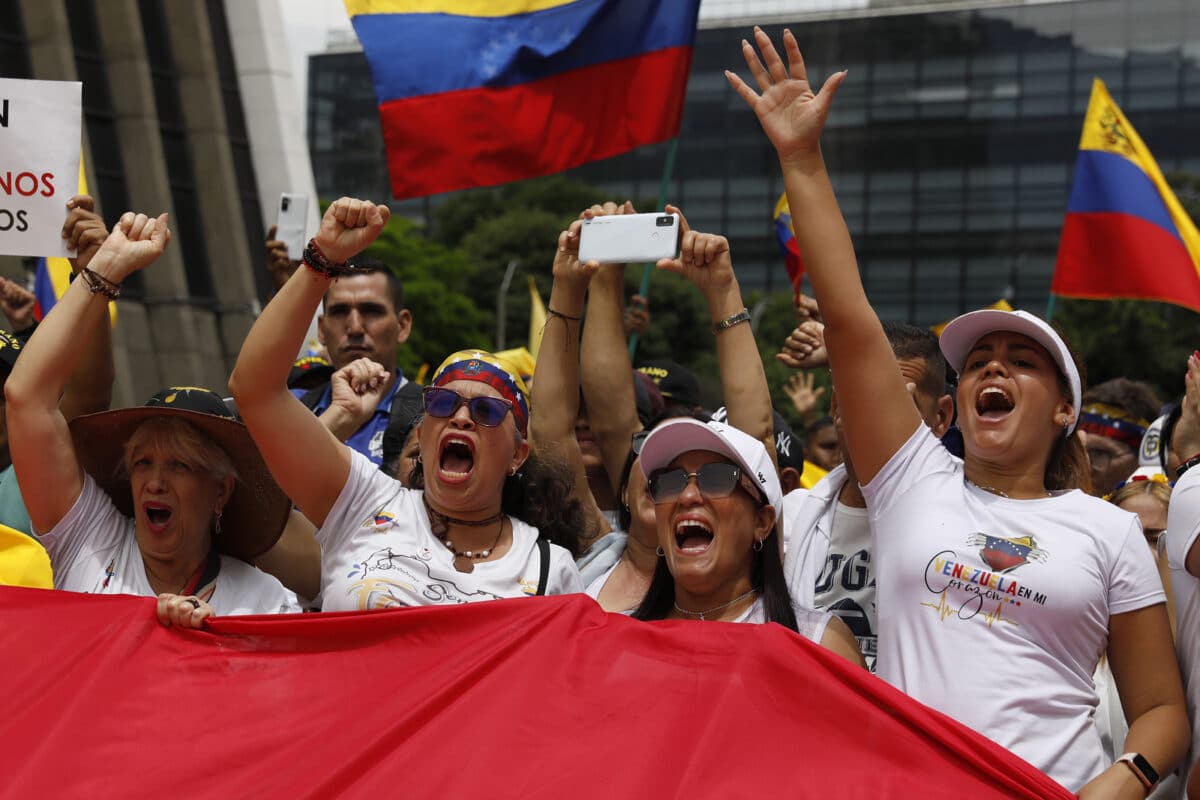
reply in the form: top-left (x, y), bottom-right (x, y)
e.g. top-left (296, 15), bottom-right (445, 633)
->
top-left (1117, 752), bottom-right (1158, 791)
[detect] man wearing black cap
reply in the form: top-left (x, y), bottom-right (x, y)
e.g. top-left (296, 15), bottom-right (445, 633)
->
top-left (636, 359), bottom-right (706, 419)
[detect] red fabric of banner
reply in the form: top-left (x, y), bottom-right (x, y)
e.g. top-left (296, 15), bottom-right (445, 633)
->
top-left (3, 587), bottom-right (1073, 799)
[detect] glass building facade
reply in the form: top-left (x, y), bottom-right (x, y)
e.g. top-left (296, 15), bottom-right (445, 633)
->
top-left (308, 0), bottom-right (1200, 325)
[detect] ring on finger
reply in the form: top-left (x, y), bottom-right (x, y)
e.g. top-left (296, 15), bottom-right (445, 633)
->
top-left (187, 598), bottom-right (201, 610)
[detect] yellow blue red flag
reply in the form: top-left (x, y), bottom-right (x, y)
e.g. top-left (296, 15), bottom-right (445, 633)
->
top-left (1052, 79), bottom-right (1200, 311)
top-left (344, 0), bottom-right (701, 198)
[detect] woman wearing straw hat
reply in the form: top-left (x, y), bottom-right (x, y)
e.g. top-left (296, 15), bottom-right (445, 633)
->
top-left (229, 198), bottom-right (583, 611)
top-left (728, 28), bottom-right (1188, 796)
top-left (5, 212), bottom-right (299, 626)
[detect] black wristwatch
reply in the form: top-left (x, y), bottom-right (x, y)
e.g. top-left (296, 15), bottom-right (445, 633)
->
top-left (1117, 752), bottom-right (1159, 791)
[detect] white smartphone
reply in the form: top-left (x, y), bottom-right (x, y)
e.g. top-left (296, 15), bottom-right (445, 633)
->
top-left (578, 212), bottom-right (680, 264)
top-left (275, 193), bottom-right (309, 260)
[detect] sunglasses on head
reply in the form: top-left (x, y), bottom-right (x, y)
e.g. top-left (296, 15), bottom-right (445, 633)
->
top-left (422, 386), bottom-right (513, 427)
top-left (647, 462), bottom-right (762, 505)
top-left (631, 430), bottom-right (651, 456)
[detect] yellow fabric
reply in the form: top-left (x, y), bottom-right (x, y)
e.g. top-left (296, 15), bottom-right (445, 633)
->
top-left (799, 461), bottom-right (828, 490)
top-left (494, 347), bottom-right (536, 383)
top-left (0, 524), bottom-right (53, 589)
top-left (1078, 78), bottom-right (1200, 272)
top-left (931, 299), bottom-right (1012, 337)
top-left (528, 277), bottom-right (547, 359)
top-left (345, 0), bottom-right (577, 18)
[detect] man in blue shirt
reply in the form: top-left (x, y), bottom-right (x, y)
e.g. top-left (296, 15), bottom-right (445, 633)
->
top-left (292, 258), bottom-right (415, 465)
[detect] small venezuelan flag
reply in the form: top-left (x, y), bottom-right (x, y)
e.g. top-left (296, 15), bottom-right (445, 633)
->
top-left (773, 193), bottom-right (805, 298)
top-left (345, 0), bottom-right (701, 198)
top-left (1051, 79), bottom-right (1200, 312)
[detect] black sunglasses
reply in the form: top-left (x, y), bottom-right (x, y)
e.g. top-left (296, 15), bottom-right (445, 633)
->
top-left (631, 430), bottom-right (651, 456)
top-left (422, 386), bottom-right (513, 427)
top-left (647, 462), bottom-right (761, 505)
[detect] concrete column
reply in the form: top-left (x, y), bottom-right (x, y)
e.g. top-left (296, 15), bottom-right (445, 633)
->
top-left (160, 0), bottom-right (258, 375)
top-left (93, 0), bottom-right (220, 396)
top-left (224, 0), bottom-right (322, 237)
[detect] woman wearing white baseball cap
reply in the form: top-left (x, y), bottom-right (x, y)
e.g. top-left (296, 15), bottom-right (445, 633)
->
top-left (632, 417), bottom-right (864, 665)
top-left (730, 28), bottom-right (1187, 796)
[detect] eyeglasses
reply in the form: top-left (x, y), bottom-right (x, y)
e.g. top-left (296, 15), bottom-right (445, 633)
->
top-left (422, 386), bottom-right (513, 427)
top-left (647, 462), bottom-right (761, 505)
top-left (631, 430), bottom-right (651, 456)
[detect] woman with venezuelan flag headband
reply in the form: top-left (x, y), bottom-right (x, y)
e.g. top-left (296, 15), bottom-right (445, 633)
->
top-left (230, 198), bottom-right (583, 610)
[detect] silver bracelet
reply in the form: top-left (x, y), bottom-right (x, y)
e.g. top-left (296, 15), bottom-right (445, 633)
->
top-left (712, 307), bottom-right (750, 334)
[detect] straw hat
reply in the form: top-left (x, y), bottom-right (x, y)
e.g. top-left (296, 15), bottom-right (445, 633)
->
top-left (68, 387), bottom-right (290, 561)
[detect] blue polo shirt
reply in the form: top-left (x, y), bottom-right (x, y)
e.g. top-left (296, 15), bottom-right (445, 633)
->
top-left (292, 375), bottom-right (405, 465)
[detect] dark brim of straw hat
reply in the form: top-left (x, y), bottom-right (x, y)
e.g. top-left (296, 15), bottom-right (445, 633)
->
top-left (69, 407), bottom-right (290, 562)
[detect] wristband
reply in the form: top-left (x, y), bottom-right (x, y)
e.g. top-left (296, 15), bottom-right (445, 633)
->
top-left (712, 308), bottom-right (751, 334)
top-left (302, 238), bottom-right (354, 278)
top-left (1177, 451), bottom-right (1200, 480)
top-left (1117, 752), bottom-right (1158, 792)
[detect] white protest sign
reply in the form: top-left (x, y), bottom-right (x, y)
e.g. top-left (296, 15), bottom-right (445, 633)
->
top-left (0, 78), bottom-right (82, 258)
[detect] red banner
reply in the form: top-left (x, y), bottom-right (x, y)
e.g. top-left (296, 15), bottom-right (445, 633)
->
top-left (3, 587), bottom-right (1072, 798)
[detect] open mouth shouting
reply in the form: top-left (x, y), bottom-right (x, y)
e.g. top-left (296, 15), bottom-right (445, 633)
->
top-left (438, 434), bottom-right (476, 484)
top-left (144, 502), bottom-right (174, 534)
top-left (673, 515), bottom-right (715, 555)
top-left (975, 385), bottom-right (1015, 422)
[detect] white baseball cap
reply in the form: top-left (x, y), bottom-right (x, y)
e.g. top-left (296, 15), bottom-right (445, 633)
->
top-left (939, 309), bottom-right (1082, 434)
top-left (638, 418), bottom-right (783, 513)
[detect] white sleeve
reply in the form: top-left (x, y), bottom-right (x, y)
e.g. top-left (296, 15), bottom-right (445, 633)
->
top-left (36, 474), bottom-right (129, 575)
top-left (546, 544), bottom-right (584, 595)
top-left (1166, 467), bottom-right (1200, 576)
top-left (781, 489), bottom-right (821, 609)
top-left (1109, 515), bottom-right (1168, 615)
top-left (860, 424), bottom-right (957, 517)
top-left (317, 448), bottom-right (406, 553)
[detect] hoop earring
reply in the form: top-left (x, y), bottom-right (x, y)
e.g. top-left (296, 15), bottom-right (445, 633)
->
top-left (655, 545), bottom-right (665, 557)
top-left (753, 538), bottom-right (764, 552)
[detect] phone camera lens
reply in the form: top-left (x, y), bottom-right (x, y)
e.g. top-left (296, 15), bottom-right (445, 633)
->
top-left (656, 216), bottom-right (672, 227)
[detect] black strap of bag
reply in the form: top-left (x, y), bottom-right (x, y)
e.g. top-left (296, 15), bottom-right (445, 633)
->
top-left (535, 538), bottom-right (550, 596)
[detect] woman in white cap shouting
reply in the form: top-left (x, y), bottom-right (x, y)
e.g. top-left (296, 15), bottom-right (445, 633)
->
top-left (728, 27), bottom-right (1187, 798)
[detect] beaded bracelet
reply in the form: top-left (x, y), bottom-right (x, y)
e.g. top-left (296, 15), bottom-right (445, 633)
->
top-left (302, 238), bottom-right (356, 278)
top-left (1177, 451), bottom-right (1200, 480)
top-left (79, 266), bottom-right (121, 300)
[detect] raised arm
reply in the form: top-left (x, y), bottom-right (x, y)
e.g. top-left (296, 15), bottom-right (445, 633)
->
top-left (228, 198), bottom-right (389, 527)
top-left (579, 203), bottom-right (643, 495)
top-left (727, 29), bottom-right (919, 482)
top-left (655, 206), bottom-right (778, 473)
top-left (530, 214), bottom-right (609, 543)
top-left (6, 212), bottom-right (169, 532)
top-left (59, 195), bottom-right (115, 419)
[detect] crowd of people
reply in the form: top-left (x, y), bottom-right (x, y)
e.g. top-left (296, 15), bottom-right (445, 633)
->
top-left (6, 28), bottom-right (1200, 799)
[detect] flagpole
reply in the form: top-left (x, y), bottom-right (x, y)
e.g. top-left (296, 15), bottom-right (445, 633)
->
top-left (1045, 293), bottom-right (1057, 323)
top-left (628, 137), bottom-right (679, 360)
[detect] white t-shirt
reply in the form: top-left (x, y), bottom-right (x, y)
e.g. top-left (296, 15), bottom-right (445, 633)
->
top-left (38, 474), bottom-right (299, 615)
top-left (736, 598), bottom-right (832, 644)
top-left (317, 450), bottom-right (583, 611)
top-left (863, 426), bottom-right (1164, 791)
top-left (782, 467), bottom-right (878, 670)
top-left (1167, 465), bottom-right (1200, 793)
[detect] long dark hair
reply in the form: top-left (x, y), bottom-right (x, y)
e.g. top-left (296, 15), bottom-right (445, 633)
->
top-left (408, 447), bottom-right (585, 558)
top-left (631, 523), bottom-right (798, 632)
top-left (1045, 333), bottom-right (1090, 492)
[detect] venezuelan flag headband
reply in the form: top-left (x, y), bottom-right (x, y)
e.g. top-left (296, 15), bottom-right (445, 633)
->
top-left (432, 350), bottom-right (530, 437)
top-left (1079, 402), bottom-right (1149, 449)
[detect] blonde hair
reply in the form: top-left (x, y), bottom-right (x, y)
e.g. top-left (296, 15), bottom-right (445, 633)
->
top-left (1108, 478), bottom-right (1172, 512)
top-left (121, 418), bottom-right (238, 483)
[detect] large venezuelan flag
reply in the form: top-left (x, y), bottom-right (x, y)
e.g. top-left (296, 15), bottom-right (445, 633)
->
top-left (345, 0), bottom-right (700, 198)
top-left (1052, 79), bottom-right (1200, 311)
